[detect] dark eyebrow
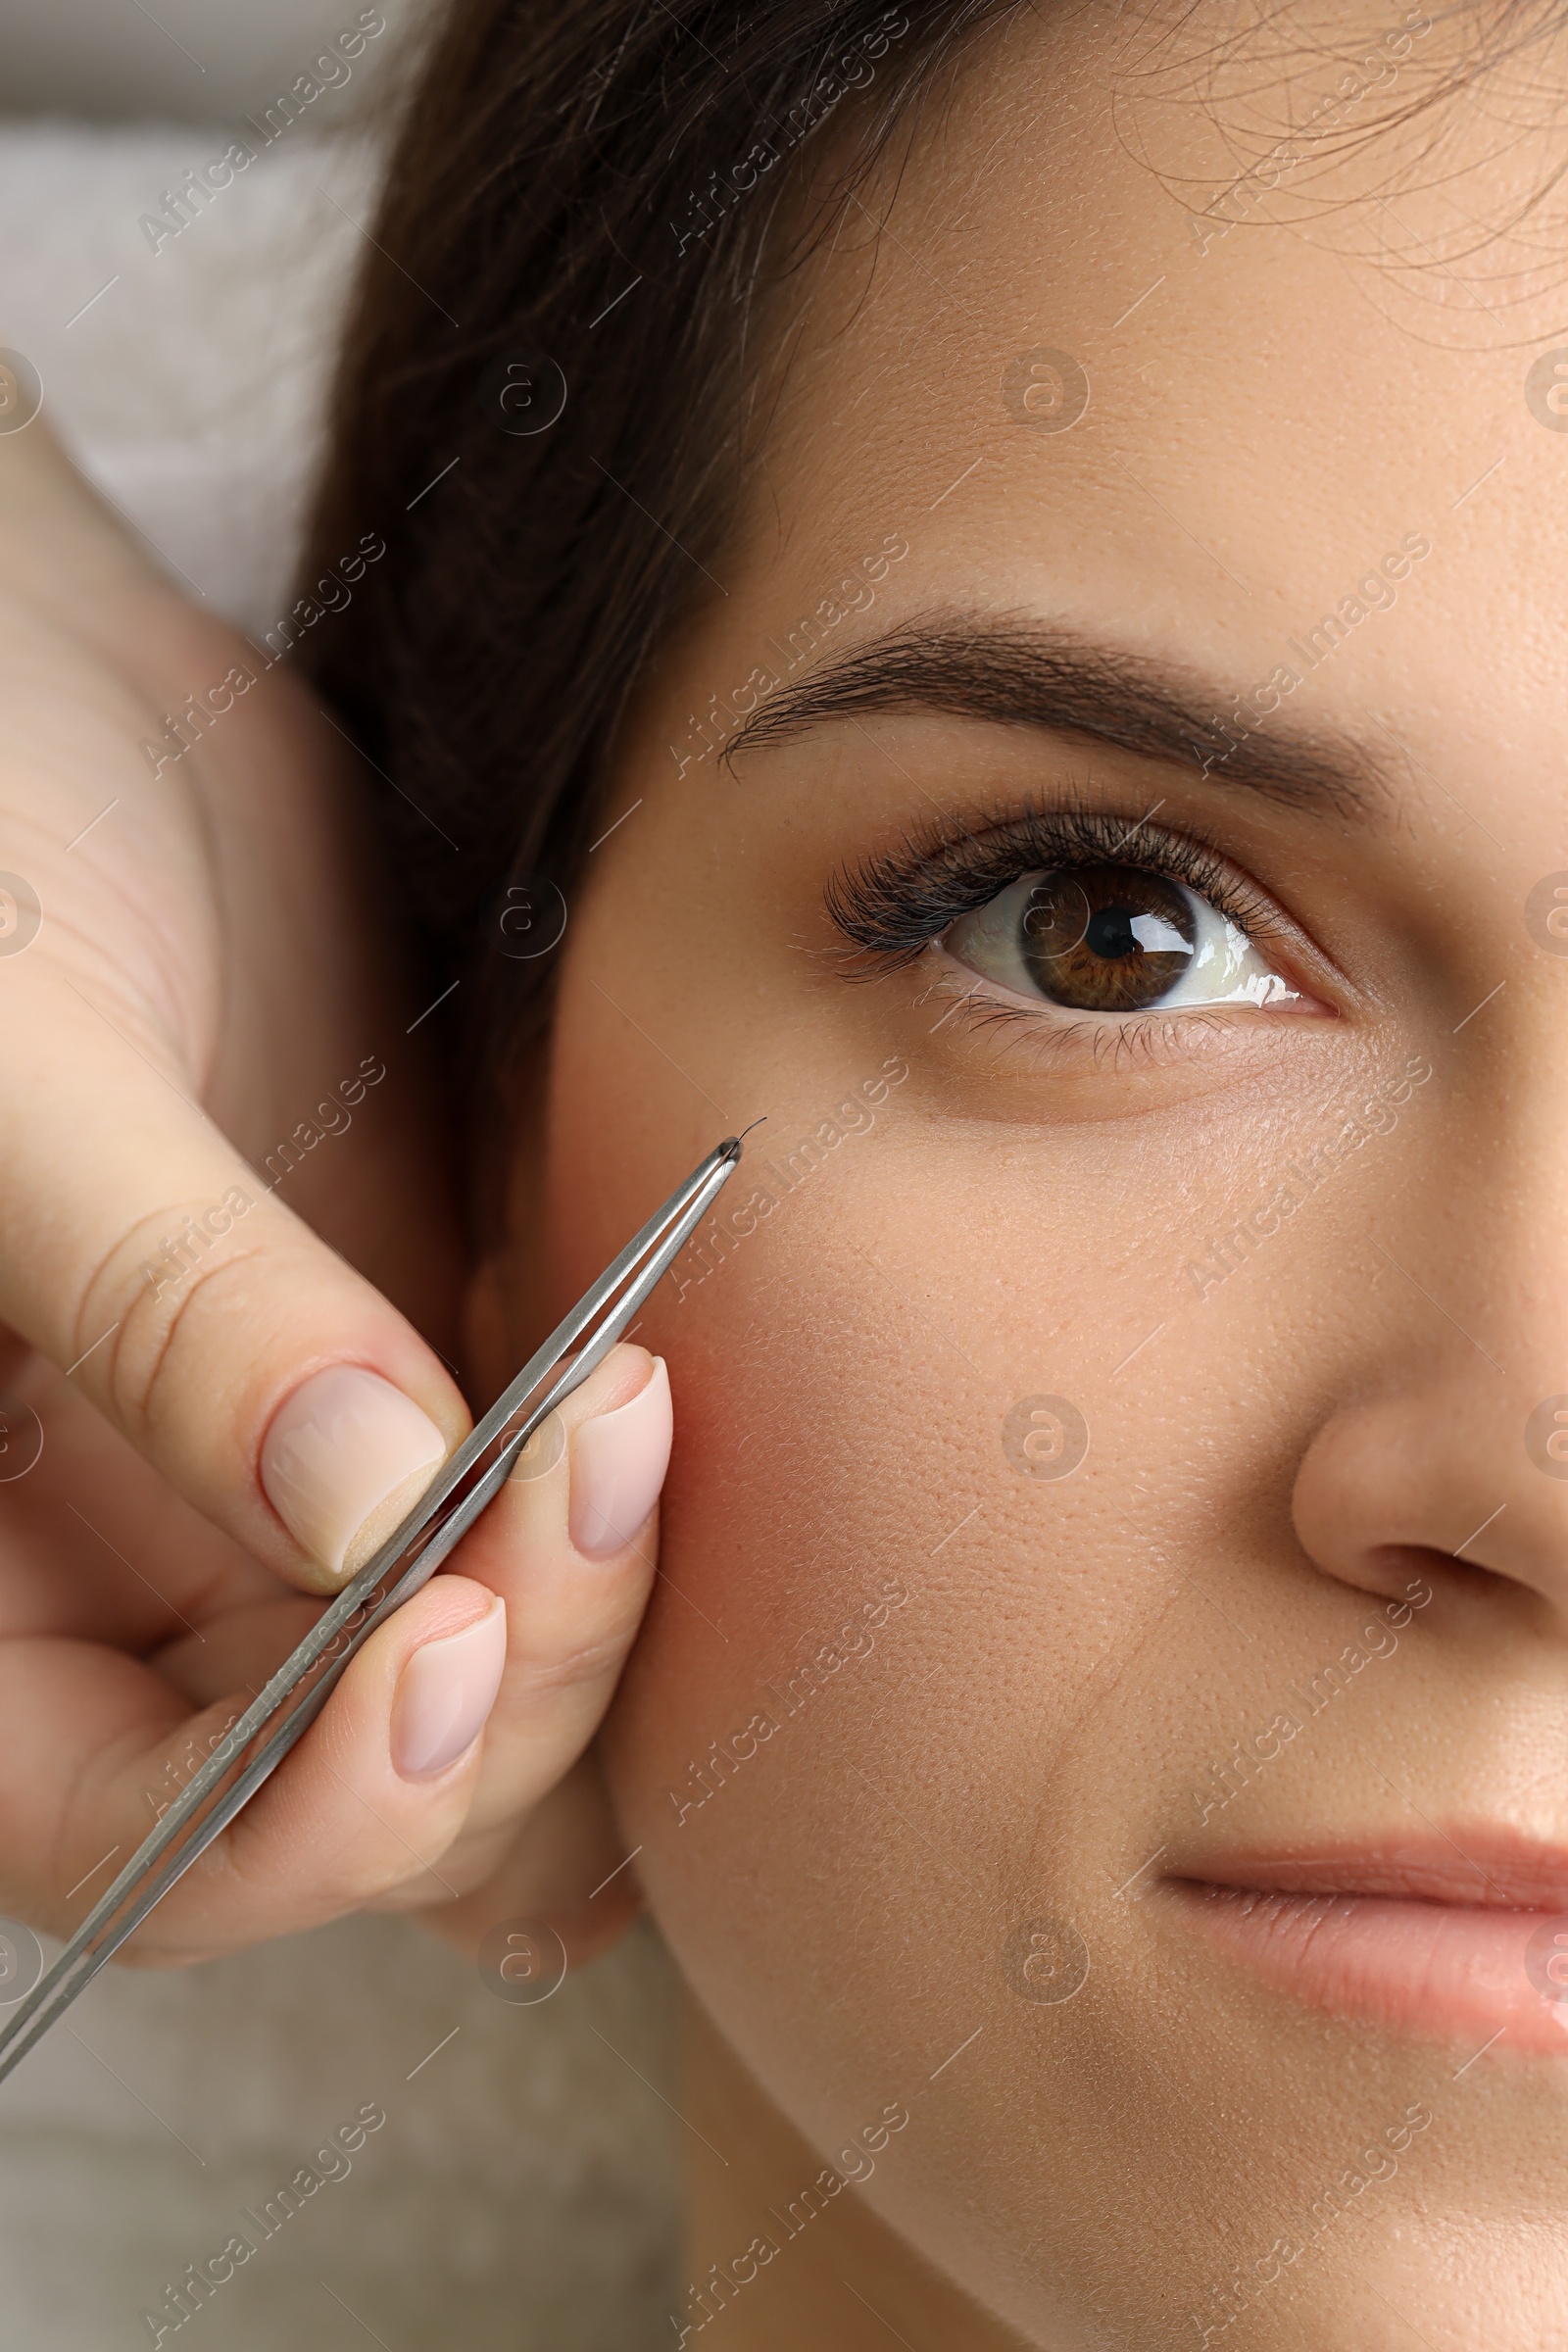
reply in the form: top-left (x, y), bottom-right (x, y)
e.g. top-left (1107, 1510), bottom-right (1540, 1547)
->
top-left (723, 612), bottom-right (1389, 818)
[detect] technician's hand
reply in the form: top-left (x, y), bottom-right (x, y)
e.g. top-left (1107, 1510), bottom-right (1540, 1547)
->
top-left (168, 1342), bottom-right (671, 1969)
top-left (5, 1333), bottom-right (668, 1972)
top-left (0, 418), bottom-right (661, 1973)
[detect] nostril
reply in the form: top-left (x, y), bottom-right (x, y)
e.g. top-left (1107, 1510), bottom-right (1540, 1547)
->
top-left (1370, 1540), bottom-right (1503, 1602)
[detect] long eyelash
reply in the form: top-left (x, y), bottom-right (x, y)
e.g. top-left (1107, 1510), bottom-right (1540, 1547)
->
top-left (823, 792), bottom-right (1277, 977)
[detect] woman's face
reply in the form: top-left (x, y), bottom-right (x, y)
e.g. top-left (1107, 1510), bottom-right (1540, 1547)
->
top-left (493, 9), bottom-right (1568, 2342)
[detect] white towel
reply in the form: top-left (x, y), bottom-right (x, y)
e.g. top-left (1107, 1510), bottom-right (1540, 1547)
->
top-left (0, 119), bottom-right (677, 2351)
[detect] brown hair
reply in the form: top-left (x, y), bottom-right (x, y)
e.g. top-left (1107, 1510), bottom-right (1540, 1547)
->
top-left (301, 0), bottom-right (1013, 1205)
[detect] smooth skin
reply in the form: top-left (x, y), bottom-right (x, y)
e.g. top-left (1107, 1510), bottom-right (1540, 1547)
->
top-left (470, 8), bottom-right (1568, 2347)
top-left (0, 421), bottom-right (662, 1967)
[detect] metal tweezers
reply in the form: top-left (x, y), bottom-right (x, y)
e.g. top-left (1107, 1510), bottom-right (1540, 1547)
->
top-left (0, 1134), bottom-right (744, 2086)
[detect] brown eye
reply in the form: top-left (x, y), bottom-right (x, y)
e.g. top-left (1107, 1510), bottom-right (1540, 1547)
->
top-left (941, 860), bottom-right (1301, 1019)
top-left (1019, 865), bottom-right (1196, 1011)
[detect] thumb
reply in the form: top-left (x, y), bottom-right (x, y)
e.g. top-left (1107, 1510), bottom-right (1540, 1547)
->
top-left (0, 971), bottom-right (466, 1593)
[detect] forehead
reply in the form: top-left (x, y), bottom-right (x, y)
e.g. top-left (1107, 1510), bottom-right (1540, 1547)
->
top-left (710, 5), bottom-right (1568, 804)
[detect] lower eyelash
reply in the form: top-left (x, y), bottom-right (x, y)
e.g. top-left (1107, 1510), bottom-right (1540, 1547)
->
top-left (824, 793), bottom-right (1274, 977)
top-left (919, 969), bottom-right (1236, 1069)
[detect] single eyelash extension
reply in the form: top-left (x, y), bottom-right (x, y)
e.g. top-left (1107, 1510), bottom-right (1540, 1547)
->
top-left (823, 798), bottom-right (1276, 976)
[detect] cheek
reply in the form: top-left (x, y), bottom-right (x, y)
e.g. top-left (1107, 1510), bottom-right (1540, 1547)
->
top-left (582, 1124), bottom-right (1167, 2281)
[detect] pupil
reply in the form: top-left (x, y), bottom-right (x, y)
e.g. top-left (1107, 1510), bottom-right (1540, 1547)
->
top-left (1085, 905), bottom-right (1138, 961)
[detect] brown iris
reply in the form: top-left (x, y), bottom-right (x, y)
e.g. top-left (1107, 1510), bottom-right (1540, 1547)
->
top-left (1019, 865), bottom-right (1197, 1012)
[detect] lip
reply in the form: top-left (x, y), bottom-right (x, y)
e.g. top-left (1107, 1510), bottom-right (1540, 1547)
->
top-left (1166, 1831), bottom-right (1568, 2055)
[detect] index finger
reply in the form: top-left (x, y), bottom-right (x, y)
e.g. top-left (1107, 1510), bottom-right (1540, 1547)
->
top-left (0, 963), bottom-right (467, 1593)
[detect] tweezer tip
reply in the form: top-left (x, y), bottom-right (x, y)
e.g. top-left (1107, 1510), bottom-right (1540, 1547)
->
top-left (721, 1118), bottom-right (766, 1161)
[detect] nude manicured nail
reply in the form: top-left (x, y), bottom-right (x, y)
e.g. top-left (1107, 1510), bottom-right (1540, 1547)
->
top-left (568, 1356), bottom-right (672, 1560)
top-left (261, 1365), bottom-right (447, 1582)
top-left (392, 1598), bottom-right (508, 1779)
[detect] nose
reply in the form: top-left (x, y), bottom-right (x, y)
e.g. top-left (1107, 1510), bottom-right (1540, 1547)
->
top-left (1292, 1347), bottom-right (1568, 1632)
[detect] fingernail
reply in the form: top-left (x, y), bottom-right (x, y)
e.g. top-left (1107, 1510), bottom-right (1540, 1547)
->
top-left (261, 1365), bottom-right (447, 1583)
top-left (392, 1597), bottom-right (507, 1779)
top-left (568, 1356), bottom-right (672, 1561)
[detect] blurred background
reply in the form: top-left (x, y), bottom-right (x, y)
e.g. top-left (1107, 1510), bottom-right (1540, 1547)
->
top-left (0, 0), bottom-right (422, 625)
top-left (0, 0), bottom-right (418, 119)
top-left (0, 6), bottom-right (679, 2345)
